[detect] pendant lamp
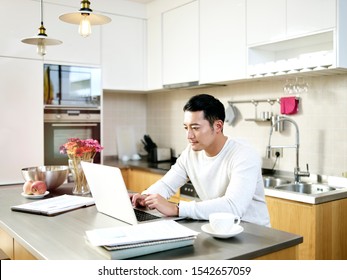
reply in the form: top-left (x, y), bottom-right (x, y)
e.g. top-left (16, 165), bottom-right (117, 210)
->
top-left (21, 0), bottom-right (62, 56)
top-left (59, 0), bottom-right (111, 38)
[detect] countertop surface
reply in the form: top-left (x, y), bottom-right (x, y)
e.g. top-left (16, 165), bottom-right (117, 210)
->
top-left (104, 156), bottom-right (173, 174)
top-left (0, 184), bottom-right (302, 260)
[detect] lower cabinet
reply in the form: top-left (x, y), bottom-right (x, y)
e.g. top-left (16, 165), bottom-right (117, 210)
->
top-left (266, 196), bottom-right (347, 259)
top-left (122, 168), bottom-right (180, 203)
top-left (0, 228), bottom-right (37, 260)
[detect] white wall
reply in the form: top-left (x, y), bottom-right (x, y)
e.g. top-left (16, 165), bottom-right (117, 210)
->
top-left (144, 74), bottom-right (347, 177)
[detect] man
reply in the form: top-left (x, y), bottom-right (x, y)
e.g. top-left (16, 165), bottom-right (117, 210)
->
top-left (132, 94), bottom-right (270, 227)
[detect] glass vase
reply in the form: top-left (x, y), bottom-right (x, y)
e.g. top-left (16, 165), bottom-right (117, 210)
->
top-left (68, 158), bottom-right (93, 195)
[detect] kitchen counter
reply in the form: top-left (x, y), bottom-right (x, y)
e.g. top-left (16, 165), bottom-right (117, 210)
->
top-left (0, 184), bottom-right (302, 260)
top-left (105, 157), bottom-right (347, 204)
top-left (104, 156), bottom-right (173, 175)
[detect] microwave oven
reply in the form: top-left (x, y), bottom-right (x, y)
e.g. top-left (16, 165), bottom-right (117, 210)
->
top-left (44, 64), bottom-right (101, 107)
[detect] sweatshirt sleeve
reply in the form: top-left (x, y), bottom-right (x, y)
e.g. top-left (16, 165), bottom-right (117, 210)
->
top-left (142, 148), bottom-right (190, 199)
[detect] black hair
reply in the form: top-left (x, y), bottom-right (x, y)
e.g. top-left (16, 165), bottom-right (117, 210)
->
top-left (183, 94), bottom-right (225, 127)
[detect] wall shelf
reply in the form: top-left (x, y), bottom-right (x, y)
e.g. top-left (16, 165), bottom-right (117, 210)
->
top-left (228, 98), bottom-right (280, 106)
top-left (247, 30), bottom-right (335, 77)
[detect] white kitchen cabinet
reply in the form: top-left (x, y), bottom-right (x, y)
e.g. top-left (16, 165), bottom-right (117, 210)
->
top-left (0, 0), bottom-right (39, 59)
top-left (199, 0), bottom-right (246, 83)
top-left (286, 0), bottom-right (335, 38)
top-left (247, 0), bottom-right (347, 77)
top-left (147, 14), bottom-right (163, 90)
top-left (162, 1), bottom-right (199, 86)
top-left (247, 0), bottom-right (335, 46)
top-left (101, 15), bottom-right (146, 91)
top-left (247, 0), bottom-right (286, 45)
top-left (0, 58), bottom-right (43, 185)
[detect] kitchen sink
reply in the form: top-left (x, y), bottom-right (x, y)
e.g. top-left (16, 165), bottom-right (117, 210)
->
top-left (275, 183), bottom-right (336, 195)
top-left (263, 176), bottom-right (292, 188)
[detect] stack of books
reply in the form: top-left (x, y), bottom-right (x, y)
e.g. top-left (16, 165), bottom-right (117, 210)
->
top-left (85, 220), bottom-right (199, 259)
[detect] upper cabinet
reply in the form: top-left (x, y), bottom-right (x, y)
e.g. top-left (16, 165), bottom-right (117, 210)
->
top-left (247, 0), bottom-right (335, 46)
top-left (162, 1), bottom-right (199, 86)
top-left (149, 0), bottom-right (248, 88)
top-left (101, 15), bottom-right (146, 91)
top-left (147, 14), bottom-right (163, 90)
top-left (247, 0), bottom-right (286, 45)
top-left (199, 0), bottom-right (246, 84)
top-left (246, 0), bottom-right (347, 77)
top-left (3, 0), bottom-right (347, 91)
top-left (286, 0), bottom-right (335, 38)
top-left (0, 0), bottom-right (38, 59)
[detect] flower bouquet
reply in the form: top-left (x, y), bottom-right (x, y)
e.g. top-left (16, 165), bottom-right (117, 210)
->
top-left (60, 138), bottom-right (103, 195)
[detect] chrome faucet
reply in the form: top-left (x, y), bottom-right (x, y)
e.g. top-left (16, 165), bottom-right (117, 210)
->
top-left (266, 116), bottom-right (310, 183)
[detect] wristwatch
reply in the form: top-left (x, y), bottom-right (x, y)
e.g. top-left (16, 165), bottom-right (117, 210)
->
top-left (176, 203), bottom-right (180, 216)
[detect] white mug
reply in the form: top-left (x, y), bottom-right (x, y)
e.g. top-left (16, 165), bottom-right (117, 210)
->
top-left (209, 212), bottom-right (241, 234)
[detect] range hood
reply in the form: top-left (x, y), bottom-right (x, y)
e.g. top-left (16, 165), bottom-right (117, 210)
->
top-left (163, 81), bottom-right (226, 90)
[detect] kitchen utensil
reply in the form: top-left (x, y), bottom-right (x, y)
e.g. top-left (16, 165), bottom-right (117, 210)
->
top-left (21, 166), bottom-right (68, 190)
top-left (225, 104), bottom-right (236, 125)
top-left (261, 111), bottom-right (272, 120)
top-left (142, 134), bottom-right (158, 154)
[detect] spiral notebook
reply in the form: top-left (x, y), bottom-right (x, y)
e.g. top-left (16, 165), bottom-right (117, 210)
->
top-left (85, 220), bottom-right (198, 259)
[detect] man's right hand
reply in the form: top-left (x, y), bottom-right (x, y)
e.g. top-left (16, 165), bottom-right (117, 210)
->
top-left (130, 193), bottom-right (147, 208)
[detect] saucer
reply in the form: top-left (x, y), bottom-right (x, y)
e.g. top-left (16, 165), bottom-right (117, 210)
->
top-left (21, 191), bottom-right (49, 199)
top-left (201, 223), bottom-right (244, 239)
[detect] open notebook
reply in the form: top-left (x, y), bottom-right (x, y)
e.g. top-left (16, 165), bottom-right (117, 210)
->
top-left (11, 195), bottom-right (95, 216)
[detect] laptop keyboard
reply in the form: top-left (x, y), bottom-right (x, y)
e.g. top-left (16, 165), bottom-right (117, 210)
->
top-left (134, 209), bottom-right (161, 222)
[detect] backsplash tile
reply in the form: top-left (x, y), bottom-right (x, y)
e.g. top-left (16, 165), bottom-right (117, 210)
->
top-left (146, 74), bottom-right (347, 177)
top-left (104, 74), bottom-right (347, 177)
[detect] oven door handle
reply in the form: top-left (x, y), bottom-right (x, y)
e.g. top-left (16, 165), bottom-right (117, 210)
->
top-left (51, 123), bottom-right (98, 127)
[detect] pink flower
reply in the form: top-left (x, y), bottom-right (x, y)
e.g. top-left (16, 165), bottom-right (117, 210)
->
top-left (59, 138), bottom-right (103, 160)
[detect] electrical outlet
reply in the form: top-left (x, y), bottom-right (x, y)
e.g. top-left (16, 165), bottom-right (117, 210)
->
top-left (272, 148), bottom-right (283, 158)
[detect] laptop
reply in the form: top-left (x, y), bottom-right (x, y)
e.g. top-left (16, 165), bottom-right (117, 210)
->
top-left (81, 161), bottom-right (183, 225)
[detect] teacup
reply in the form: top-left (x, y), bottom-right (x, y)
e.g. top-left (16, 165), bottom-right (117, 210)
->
top-left (209, 212), bottom-right (241, 234)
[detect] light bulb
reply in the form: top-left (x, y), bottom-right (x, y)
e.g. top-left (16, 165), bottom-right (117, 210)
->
top-left (37, 40), bottom-right (47, 56)
top-left (79, 14), bottom-right (92, 37)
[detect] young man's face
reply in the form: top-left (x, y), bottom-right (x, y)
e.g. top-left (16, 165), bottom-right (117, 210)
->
top-left (183, 110), bottom-right (220, 154)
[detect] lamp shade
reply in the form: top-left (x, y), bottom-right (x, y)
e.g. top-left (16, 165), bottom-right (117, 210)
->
top-left (21, 35), bottom-right (62, 46)
top-left (59, 11), bottom-right (111, 25)
top-left (59, 1), bottom-right (111, 37)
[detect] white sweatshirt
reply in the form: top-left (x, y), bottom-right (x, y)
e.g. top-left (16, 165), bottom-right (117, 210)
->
top-left (143, 138), bottom-right (271, 227)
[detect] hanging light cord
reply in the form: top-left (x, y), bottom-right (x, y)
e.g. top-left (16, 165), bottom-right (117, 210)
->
top-left (37, 0), bottom-right (47, 36)
top-left (40, 0), bottom-right (43, 24)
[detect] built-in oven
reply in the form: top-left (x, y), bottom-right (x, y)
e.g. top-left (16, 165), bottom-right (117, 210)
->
top-left (44, 107), bottom-right (101, 165)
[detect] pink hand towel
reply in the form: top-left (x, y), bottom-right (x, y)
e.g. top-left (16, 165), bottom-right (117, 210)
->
top-left (280, 97), bottom-right (299, 115)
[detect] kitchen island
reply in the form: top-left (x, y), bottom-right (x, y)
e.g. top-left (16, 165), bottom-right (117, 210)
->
top-left (104, 157), bottom-right (347, 259)
top-left (0, 184), bottom-right (302, 260)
